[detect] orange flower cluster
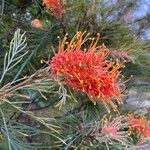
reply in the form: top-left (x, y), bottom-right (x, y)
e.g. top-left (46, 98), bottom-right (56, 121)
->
top-left (43, 0), bottom-right (63, 18)
top-left (128, 114), bottom-right (150, 138)
top-left (31, 19), bottom-right (42, 28)
top-left (50, 32), bottom-right (125, 112)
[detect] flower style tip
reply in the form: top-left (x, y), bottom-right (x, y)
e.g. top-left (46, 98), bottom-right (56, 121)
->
top-left (31, 19), bottom-right (42, 28)
top-left (43, 0), bottom-right (63, 18)
top-left (50, 32), bottom-right (126, 112)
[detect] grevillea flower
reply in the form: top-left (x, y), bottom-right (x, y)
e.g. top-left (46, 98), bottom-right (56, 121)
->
top-left (31, 19), bottom-right (42, 28)
top-left (128, 114), bottom-right (150, 138)
top-left (101, 117), bottom-right (128, 142)
top-left (43, 0), bottom-right (63, 18)
top-left (50, 32), bottom-right (125, 112)
top-left (128, 114), bottom-right (145, 132)
top-left (91, 116), bottom-right (130, 146)
top-left (142, 125), bottom-right (150, 138)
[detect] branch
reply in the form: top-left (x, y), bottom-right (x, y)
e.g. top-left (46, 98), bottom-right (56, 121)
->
top-left (0, 67), bottom-right (50, 99)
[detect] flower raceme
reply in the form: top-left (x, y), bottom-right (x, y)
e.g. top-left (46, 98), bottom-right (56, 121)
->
top-left (101, 117), bottom-right (129, 144)
top-left (91, 116), bottom-right (130, 147)
top-left (50, 32), bottom-right (125, 112)
top-left (128, 114), bottom-right (150, 138)
top-left (43, 0), bottom-right (63, 18)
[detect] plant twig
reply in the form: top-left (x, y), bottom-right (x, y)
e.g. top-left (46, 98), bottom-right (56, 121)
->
top-left (0, 67), bottom-right (50, 99)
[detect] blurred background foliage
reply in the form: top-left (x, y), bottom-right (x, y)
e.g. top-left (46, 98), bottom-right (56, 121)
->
top-left (0, 0), bottom-right (150, 149)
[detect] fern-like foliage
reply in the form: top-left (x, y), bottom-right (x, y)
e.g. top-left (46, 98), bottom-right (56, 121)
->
top-left (0, 29), bottom-right (27, 83)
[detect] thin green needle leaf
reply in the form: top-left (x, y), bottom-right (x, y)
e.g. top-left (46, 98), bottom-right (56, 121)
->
top-left (0, 109), bottom-right (12, 150)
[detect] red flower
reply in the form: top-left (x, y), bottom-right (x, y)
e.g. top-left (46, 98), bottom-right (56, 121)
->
top-left (128, 114), bottom-right (144, 131)
top-left (50, 32), bottom-right (125, 112)
top-left (43, 0), bottom-right (63, 18)
top-left (91, 116), bottom-right (129, 146)
top-left (142, 125), bottom-right (150, 138)
top-left (31, 19), bottom-right (42, 28)
top-left (128, 114), bottom-right (150, 138)
top-left (101, 117), bottom-right (128, 142)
